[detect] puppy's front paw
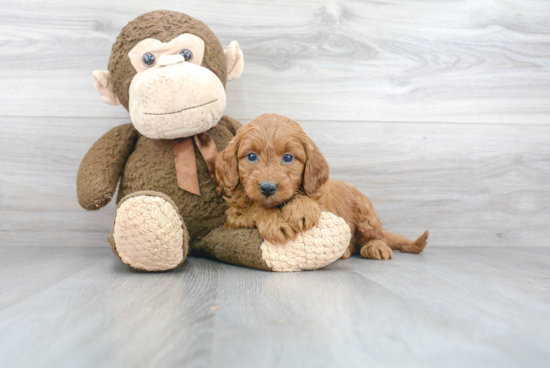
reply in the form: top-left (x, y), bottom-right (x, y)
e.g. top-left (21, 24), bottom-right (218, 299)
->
top-left (225, 211), bottom-right (254, 229)
top-left (282, 197), bottom-right (321, 233)
top-left (257, 218), bottom-right (297, 244)
top-left (285, 209), bottom-right (321, 233)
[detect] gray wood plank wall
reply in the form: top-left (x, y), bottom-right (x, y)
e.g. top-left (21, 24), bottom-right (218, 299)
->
top-left (1, 0), bottom-right (549, 247)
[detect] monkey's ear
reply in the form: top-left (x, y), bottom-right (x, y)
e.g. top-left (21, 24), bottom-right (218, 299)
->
top-left (224, 41), bottom-right (244, 82)
top-left (92, 70), bottom-right (121, 106)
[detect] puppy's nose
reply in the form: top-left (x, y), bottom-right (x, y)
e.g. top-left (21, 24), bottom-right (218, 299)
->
top-left (259, 181), bottom-right (278, 198)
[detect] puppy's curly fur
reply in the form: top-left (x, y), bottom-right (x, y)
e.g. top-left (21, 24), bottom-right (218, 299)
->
top-left (216, 113), bottom-right (428, 260)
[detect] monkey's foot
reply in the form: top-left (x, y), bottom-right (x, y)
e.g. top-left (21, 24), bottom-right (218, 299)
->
top-left (110, 191), bottom-right (189, 271)
top-left (260, 212), bottom-right (351, 272)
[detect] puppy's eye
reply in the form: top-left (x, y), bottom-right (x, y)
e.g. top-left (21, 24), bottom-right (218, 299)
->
top-left (142, 53), bottom-right (156, 66)
top-left (246, 153), bottom-right (258, 162)
top-left (180, 49), bottom-right (192, 61)
top-left (282, 154), bottom-right (294, 163)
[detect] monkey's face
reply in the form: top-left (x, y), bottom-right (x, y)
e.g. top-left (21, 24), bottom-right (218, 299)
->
top-left (92, 11), bottom-right (244, 140)
top-left (127, 34), bottom-right (226, 139)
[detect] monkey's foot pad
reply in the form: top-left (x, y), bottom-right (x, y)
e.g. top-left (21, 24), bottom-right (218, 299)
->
top-left (112, 194), bottom-right (189, 271)
top-left (260, 212), bottom-right (351, 272)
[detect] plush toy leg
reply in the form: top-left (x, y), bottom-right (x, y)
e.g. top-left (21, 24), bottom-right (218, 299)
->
top-left (194, 212), bottom-right (351, 272)
top-left (109, 191), bottom-right (189, 271)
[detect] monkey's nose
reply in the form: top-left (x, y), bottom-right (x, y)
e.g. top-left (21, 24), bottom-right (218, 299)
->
top-left (158, 54), bottom-right (184, 67)
top-left (259, 181), bottom-right (278, 198)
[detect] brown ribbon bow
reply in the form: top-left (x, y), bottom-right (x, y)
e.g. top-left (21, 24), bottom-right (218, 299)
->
top-left (171, 131), bottom-right (222, 196)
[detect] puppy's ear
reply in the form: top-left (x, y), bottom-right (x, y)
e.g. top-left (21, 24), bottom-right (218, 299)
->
top-left (216, 134), bottom-right (241, 195)
top-left (301, 134), bottom-right (330, 196)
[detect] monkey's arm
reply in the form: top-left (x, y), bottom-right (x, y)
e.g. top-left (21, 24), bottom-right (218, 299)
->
top-left (77, 123), bottom-right (139, 210)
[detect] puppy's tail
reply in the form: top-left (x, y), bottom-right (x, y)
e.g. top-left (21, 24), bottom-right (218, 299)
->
top-left (383, 230), bottom-right (429, 254)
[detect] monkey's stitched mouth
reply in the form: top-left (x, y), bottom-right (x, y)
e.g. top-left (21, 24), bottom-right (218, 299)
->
top-left (143, 99), bottom-right (218, 116)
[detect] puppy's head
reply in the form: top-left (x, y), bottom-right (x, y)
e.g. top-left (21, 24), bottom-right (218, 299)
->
top-left (216, 113), bottom-right (329, 206)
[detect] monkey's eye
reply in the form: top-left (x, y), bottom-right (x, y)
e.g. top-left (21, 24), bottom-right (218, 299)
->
top-left (142, 53), bottom-right (156, 66)
top-left (282, 154), bottom-right (294, 163)
top-left (246, 153), bottom-right (258, 162)
top-left (180, 49), bottom-right (193, 61)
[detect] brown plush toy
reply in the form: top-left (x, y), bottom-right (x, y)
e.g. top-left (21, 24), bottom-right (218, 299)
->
top-left (77, 10), bottom-right (351, 272)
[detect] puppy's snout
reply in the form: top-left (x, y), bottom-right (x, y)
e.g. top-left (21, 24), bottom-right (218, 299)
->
top-left (259, 181), bottom-right (278, 198)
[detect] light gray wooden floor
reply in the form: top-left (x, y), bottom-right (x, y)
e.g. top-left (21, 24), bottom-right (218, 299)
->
top-left (1, 246), bottom-right (549, 368)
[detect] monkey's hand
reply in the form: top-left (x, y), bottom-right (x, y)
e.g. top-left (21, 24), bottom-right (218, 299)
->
top-left (77, 124), bottom-right (138, 210)
top-left (282, 194), bottom-right (322, 233)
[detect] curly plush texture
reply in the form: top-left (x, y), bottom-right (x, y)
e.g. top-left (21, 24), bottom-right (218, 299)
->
top-left (110, 192), bottom-right (189, 271)
top-left (260, 212), bottom-right (351, 272)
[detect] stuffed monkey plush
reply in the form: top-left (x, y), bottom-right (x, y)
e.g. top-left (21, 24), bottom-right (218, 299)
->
top-left (77, 10), bottom-right (351, 272)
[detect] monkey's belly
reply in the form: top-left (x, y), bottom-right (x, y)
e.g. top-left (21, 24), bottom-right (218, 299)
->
top-left (118, 136), bottom-right (228, 242)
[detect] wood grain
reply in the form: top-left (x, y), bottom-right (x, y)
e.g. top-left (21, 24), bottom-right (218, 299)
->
top-left (0, 0), bottom-right (549, 123)
top-left (1, 116), bottom-right (549, 247)
top-left (0, 246), bottom-right (549, 367)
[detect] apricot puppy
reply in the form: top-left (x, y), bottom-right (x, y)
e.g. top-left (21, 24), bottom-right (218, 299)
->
top-left (216, 113), bottom-right (428, 260)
